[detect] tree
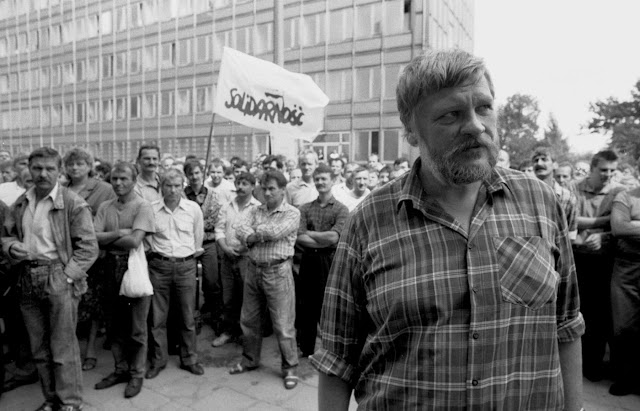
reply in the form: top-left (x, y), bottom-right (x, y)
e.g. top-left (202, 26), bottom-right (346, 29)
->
top-left (497, 93), bottom-right (541, 168)
top-left (588, 80), bottom-right (640, 160)
top-left (543, 112), bottom-right (570, 161)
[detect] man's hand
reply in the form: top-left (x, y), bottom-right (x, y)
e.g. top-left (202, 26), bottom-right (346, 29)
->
top-left (194, 248), bottom-right (205, 258)
top-left (118, 228), bottom-right (133, 237)
top-left (222, 244), bottom-right (240, 257)
top-left (584, 233), bottom-right (603, 251)
top-left (9, 242), bottom-right (30, 261)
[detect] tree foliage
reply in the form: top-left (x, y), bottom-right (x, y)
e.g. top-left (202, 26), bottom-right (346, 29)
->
top-left (543, 112), bottom-right (570, 161)
top-left (588, 80), bottom-right (640, 160)
top-left (497, 93), bottom-right (541, 168)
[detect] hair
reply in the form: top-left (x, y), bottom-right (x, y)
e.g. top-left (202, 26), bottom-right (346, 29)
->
top-left (298, 149), bottom-right (318, 164)
top-left (29, 147), bottom-right (62, 168)
top-left (262, 155), bottom-right (284, 170)
top-left (235, 171), bottom-right (256, 186)
top-left (13, 153), bottom-right (29, 168)
top-left (590, 150), bottom-right (618, 169)
top-left (352, 166), bottom-right (369, 176)
top-left (95, 162), bottom-right (112, 179)
top-left (224, 166), bottom-right (235, 176)
top-left (229, 156), bottom-right (243, 166)
top-left (110, 161), bottom-right (138, 180)
top-left (379, 165), bottom-right (392, 175)
top-left (393, 157), bottom-right (410, 167)
top-left (63, 147), bottom-right (94, 170)
top-left (531, 143), bottom-right (556, 162)
top-left (210, 158), bottom-right (225, 170)
top-left (233, 159), bottom-right (249, 170)
top-left (137, 144), bottom-right (160, 159)
top-left (161, 168), bottom-right (185, 186)
top-left (396, 49), bottom-right (494, 137)
top-left (0, 160), bottom-right (14, 172)
top-left (261, 169), bottom-right (288, 188)
top-left (329, 157), bottom-right (344, 169)
top-left (183, 160), bottom-right (203, 176)
top-left (313, 163), bottom-right (332, 177)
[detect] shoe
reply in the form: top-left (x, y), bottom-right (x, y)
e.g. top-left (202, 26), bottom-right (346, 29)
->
top-left (180, 363), bottom-right (204, 376)
top-left (609, 381), bottom-right (634, 396)
top-left (124, 377), bottom-right (143, 398)
top-left (283, 369), bottom-right (298, 390)
top-left (58, 405), bottom-right (83, 411)
top-left (228, 363), bottom-right (258, 375)
top-left (95, 372), bottom-right (129, 389)
top-left (212, 333), bottom-right (233, 347)
top-left (34, 402), bottom-right (56, 411)
top-left (3, 371), bottom-right (39, 392)
top-left (145, 364), bottom-right (166, 379)
top-left (82, 357), bottom-right (97, 371)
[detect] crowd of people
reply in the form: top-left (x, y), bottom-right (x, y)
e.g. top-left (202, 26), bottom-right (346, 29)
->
top-left (1, 48), bottom-right (640, 411)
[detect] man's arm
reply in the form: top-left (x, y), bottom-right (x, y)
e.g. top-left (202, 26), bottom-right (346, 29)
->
top-left (307, 230), bottom-right (340, 247)
top-left (296, 233), bottom-right (322, 248)
top-left (576, 215), bottom-right (609, 230)
top-left (559, 339), bottom-right (582, 411)
top-left (255, 207), bottom-right (300, 242)
top-left (611, 201), bottom-right (640, 238)
top-left (112, 229), bottom-right (147, 250)
top-left (318, 373), bottom-right (352, 411)
top-left (64, 202), bottom-right (99, 281)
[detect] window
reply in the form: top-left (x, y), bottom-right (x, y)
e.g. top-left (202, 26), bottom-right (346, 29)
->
top-left (51, 104), bottom-right (62, 126)
top-left (116, 97), bottom-right (127, 120)
top-left (63, 63), bottom-right (75, 84)
top-left (39, 27), bottom-right (49, 48)
top-left (130, 49), bottom-right (141, 73)
top-left (254, 23), bottom-right (273, 54)
top-left (178, 39), bottom-right (191, 66)
top-left (19, 71), bottom-right (29, 90)
top-left (76, 60), bottom-right (85, 82)
top-left (195, 86), bottom-right (213, 113)
top-left (302, 13), bottom-right (325, 46)
top-left (143, 0), bottom-right (158, 25)
top-left (40, 67), bottom-right (50, 88)
top-left (159, 0), bottom-right (178, 20)
top-left (102, 99), bottom-right (113, 121)
top-left (176, 89), bottom-right (191, 115)
top-left (9, 73), bottom-right (18, 92)
top-left (143, 93), bottom-right (157, 118)
top-left (29, 29), bottom-right (39, 51)
top-left (284, 17), bottom-right (300, 49)
top-left (51, 65), bottom-right (61, 86)
top-left (355, 66), bottom-right (381, 101)
top-left (18, 32), bottom-right (27, 52)
top-left (161, 42), bottom-right (175, 68)
top-left (384, 64), bottom-right (402, 99)
top-left (382, 129), bottom-right (400, 162)
top-left (76, 102), bottom-right (85, 124)
top-left (62, 20), bottom-right (75, 44)
top-left (214, 32), bottom-right (229, 60)
top-left (131, 3), bottom-right (143, 28)
top-left (63, 103), bottom-right (74, 125)
top-left (144, 45), bottom-right (157, 71)
top-left (330, 8), bottom-right (353, 43)
top-left (0, 112), bottom-right (9, 130)
top-left (31, 107), bottom-right (40, 127)
top-left (116, 6), bottom-right (128, 32)
top-left (384, 0), bottom-right (406, 35)
top-left (0, 37), bottom-right (6, 57)
top-left (327, 70), bottom-right (352, 101)
top-left (75, 18), bottom-right (86, 41)
top-left (102, 55), bottom-right (113, 78)
top-left (236, 27), bottom-right (251, 54)
top-left (0, 75), bottom-right (7, 93)
top-left (354, 130), bottom-right (379, 162)
top-left (50, 25), bottom-right (61, 46)
top-left (87, 57), bottom-right (99, 81)
top-left (116, 52), bottom-right (127, 76)
top-left (41, 106), bottom-right (50, 127)
top-left (161, 90), bottom-right (174, 116)
top-left (100, 10), bottom-right (113, 35)
top-left (87, 100), bottom-right (99, 123)
top-left (130, 95), bottom-right (141, 118)
top-left (31, 70), bottom-right (40, 89)
top-left (195, 35), bottom-right (210, 63)
top-left (87, 14), bottom-right (99, 38)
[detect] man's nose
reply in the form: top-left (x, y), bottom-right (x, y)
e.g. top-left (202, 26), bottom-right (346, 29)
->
top-left (461, 112), bottom-right (485, 136)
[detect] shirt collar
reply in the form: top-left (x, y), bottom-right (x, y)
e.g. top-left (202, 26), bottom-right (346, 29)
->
top-left (26, 182), bottom-right (60, 205)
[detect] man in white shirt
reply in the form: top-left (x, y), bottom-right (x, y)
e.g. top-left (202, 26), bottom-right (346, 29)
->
top-left (333, 167), bottom-right (371, 212)
top-left (0, 166), bottom-right (32, 206)
top-left (285, 151), bottom-right (318, 208)
top-left (145, 168), bottom-right (205, 379)
top-left (205, 158), bottom-right (236, 205)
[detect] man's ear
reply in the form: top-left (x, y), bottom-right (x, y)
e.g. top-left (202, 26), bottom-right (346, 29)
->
top-left (405, 129), bottom-right (419, 147)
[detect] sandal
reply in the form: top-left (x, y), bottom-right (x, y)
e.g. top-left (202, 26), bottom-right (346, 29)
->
top-left (283, 374), bottom-right (298, 390)
top-left (82, 357), bottom-right (97, 371)
top-left (228, 363), bottom-right (257, 375)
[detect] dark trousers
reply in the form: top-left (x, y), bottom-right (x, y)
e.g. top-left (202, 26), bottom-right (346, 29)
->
top-left (575, 252), bottom-right (614, 373)
top-left (148, 257), bottom-right (198, 367)
top-left (610, 251), bottom-right (640, 384)
top-left (200, 240), bottom-right (221, 320)
top-left (219, 253), bottom-right (247, 336)
top-left (107, 254), bottom-right (151, 379)
top-left (297, 250), bottom-right (334, 355)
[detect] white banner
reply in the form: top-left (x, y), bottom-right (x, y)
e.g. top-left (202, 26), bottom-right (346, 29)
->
top-left (214, 47), bottom-right (330, 142)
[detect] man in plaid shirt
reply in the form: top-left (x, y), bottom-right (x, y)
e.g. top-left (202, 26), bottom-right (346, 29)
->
top-left (311, 49), bottom-right (585, 410)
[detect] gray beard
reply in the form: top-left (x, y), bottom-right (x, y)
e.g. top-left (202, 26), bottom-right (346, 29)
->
top-left (426, 148), bottom-right (497, 186)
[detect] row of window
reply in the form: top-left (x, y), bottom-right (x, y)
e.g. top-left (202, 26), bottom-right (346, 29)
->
top-left (0, 86), bottom-right (214, 130)
top-left (0, 1), bottom-right (408, 58)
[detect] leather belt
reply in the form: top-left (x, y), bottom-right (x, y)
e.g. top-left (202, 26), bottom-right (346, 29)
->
top-left (251, 257), bottom-right (291, 268)
top-left (149, 253), bottom-right (195, 263)
top-left (25, 259), bottom-right (61, 267)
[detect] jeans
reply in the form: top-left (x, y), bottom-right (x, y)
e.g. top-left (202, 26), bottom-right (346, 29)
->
top-left (220, 253), bottom-right (247, 336)
top-left (107, 254), bottom-right (151, 379)
top-left (200, 240), bottom-right (221, 319)
top-left (18, 262), bottom-right (83, 407)
top-left (240, 259), bottom-right (298, 371)
top-left (148, 257), bottom-right (198, 367)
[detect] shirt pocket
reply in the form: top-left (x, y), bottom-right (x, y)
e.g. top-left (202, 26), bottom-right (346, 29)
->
top-left (492, 236), bottom-right (559, 310)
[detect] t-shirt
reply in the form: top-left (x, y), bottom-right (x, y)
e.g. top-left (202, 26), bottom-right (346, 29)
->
top-left (94, 196), bottom-right (156, 253)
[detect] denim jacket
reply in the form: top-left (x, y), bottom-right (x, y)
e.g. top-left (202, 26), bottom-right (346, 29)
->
top-left (2, 185), bottom-right (99, 296)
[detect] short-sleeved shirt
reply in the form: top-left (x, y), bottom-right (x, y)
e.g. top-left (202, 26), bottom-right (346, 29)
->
top-left (285, 179), bottom-right (318, 208)
top-left (94, 196), bottom-right (155, 254)
top-left (134, 174), bottom-right (162, 204)
top-left (612, 187), bottom-right (640, 255)
top-left (298, 196), bottom-right (349, 251)
top-left (310, 159), bottom-right (584, 410)
top-left (552, 180), bottom-right (578, 240)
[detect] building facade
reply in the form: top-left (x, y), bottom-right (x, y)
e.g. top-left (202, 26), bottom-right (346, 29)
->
top-left (0, 0), bottom-right (474, 164)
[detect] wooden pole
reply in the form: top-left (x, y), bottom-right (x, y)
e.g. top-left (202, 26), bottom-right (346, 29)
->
top-left (204, 111), bottom-right (216, 173)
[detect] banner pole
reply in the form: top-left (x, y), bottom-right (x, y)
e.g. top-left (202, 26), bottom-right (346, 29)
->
top-left (268, 134), bottom-right (272, 155)
top-left (204, 111), bottom-right (217, 174)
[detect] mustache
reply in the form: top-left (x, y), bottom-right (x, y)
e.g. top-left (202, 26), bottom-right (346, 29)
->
top-left (450, 136), bottom-right (495, 156)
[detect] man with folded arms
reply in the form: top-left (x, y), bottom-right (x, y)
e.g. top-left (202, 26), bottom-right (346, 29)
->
top-left (228, 170), bottom-right (301, 390)
top-left (2, 147), bottom-right (98, 411)
top-left (145, 168), bottom-right (205, 379)
top-left (93, 162), bottom-right (155, 398)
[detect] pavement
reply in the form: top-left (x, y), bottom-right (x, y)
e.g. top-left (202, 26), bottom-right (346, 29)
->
top-left (2, 326), bottom-right (640, 411)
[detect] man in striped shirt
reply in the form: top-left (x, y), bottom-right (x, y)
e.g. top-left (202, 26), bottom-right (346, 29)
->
top-left (311, 49), bottom-right (585, 410)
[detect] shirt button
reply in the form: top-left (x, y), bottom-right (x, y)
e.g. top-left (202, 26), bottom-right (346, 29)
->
top-left (472, 379), bottom-right (478, 386)
top-left (472, 287), bottom-right (478, 293)
top-left (472, 332), bottom-right (479, 339)
top-left (467, 242), bottom-right (474, 249)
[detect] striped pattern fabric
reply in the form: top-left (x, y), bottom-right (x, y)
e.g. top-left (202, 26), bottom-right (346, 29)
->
top-left (310, 160), bottom-right (585, 410)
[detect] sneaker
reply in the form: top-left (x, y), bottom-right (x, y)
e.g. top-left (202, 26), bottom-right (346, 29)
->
top-left (212, 333), bottom-right (233, 347)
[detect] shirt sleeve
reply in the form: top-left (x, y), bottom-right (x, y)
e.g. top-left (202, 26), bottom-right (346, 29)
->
top-left (330, 202), bottom-right (350, 235)
top-left (255, 206), bottom-right (300, 242)
top-left (132, 201), bottom-right (156, 234)
top-left (93, 202), bottom-right (107, 233)
top-left (193, 203), bottom-right (204, 249)
top-left (309, 212), bottom-right (368, 385)
top-left (215, 203), bottom-right (229, 241)
top-left (298, 204), bottom-right (309, 235)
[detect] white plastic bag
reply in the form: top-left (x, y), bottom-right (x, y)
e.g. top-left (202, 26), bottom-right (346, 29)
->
top-left (119, 244), bottom-right (153, 298)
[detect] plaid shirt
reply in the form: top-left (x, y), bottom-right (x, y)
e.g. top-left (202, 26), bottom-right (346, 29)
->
top-left (552, 180), bottom-right (578, 240)
top-left (310, 160), bottom-right (584, 410)
top-left (236, 200), bottom-right (300, 264)
top-left (298, 195), bottom-right (349, 251)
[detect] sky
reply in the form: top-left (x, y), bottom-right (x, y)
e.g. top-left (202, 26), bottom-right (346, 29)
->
top-left (474, 0), bottom-right (640, 154)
